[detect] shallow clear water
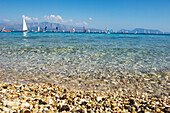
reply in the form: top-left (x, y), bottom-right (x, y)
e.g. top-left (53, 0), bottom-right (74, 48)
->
top-left (0, 32), bottom-right (170, 81)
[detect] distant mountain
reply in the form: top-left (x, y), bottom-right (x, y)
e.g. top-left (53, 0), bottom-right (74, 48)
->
top-left (164, 32), bottom-right (170, 34)
top-left (132, 28), bottom-right (163, 34)
top-left (118, 28), bottom-right (163, 34)
top-left (0, 22), bottom-right (103, 32)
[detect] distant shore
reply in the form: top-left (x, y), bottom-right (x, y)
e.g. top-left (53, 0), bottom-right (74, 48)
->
top-left (1, 31), bottom-right (170, 35)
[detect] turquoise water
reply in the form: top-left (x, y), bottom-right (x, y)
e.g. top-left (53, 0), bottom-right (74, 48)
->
top-left (0, 32), bottom-right (169, 81)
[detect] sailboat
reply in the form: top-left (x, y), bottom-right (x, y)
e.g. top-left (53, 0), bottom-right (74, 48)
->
top-left (144, 30), bottom-right (146, 34)
top-left (55, 27), bottom-right (58, 32)
top-left (147, 30), bottom-right (150, 34)
top-left (88, 29), bottom-right (90, 33)
top-left (35, 27), bottom-right (40, 32)
top-left (83, 26), bottom-right (87, 33)
top-left (105, 27), bottom-right (109, 33)
top-left (1, 27), bottom-right (5, 32)
top-left (1, 27), bottom-right (11, 32)
top-left (44, 26), bottom-right (47, 32)
top-left (109, 29), bottom-right (113, 34)
top-left (23, 15), bottom-right (28, 32)
top-left (73, 28), bottom-right (75, 33)
top-left (38, 27), bottom-right (40, 32)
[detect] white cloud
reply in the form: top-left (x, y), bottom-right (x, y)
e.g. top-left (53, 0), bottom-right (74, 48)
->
top-left (57, 15), bottom-right (62, 21)
top-left (50, 15), bottom-right (55, 18)
top-left (56, 15), bottom-right (64, 23)
top-left (44, 15), bottom-right (60, 23)
top-left (32, 17), bottom-right (38, 21)
top-left (3, 19), bottom-right (10, 22)
top-left (22, 15), bottom-right (32, 21)
top-left (25, 16), bottom-right (31, 21)
top-left (89, 17), bottom-right (92, 20)
top-left (83, 21), bottom-right (88, 26)
top-left (44, 15), bottom-right (72, 23)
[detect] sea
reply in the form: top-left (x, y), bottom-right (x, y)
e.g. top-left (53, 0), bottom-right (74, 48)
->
top-left (0, 32), bottom-right (169, 83)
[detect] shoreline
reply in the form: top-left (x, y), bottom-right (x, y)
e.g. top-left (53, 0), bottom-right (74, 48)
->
top-left (0, 69), bottom-right (169, 94)
top-left (1, 31), bottom-right (170, 36)
top-left (0, 80), bottom-right (169, 112)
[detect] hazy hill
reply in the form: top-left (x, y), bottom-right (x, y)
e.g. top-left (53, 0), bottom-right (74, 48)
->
top-left (0, 22), bottom-right (102, 32)
top-left (119, 28), bottom-right (163, 34)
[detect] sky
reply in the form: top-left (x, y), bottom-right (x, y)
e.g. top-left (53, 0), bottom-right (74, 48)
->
top-left (0, 0), bottom-right (170, 32)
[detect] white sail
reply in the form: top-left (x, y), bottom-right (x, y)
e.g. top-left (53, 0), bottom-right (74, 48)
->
top-left (73, 28), bottom-right (75, 32)
top-left (22, 16), bottom-right (28, 31)
top-left (38, 27), bottom-right (40, 32)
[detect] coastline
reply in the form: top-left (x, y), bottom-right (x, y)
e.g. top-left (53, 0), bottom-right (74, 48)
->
top-left (1, 31), bottom-right (170, 36)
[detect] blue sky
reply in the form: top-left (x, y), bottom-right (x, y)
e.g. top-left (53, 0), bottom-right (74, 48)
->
top-left (0, 0), bottom-right (170, 32)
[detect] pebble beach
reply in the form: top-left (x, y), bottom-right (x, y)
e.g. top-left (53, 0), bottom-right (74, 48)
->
top-left (0, 65), bottom-right (169, 112)
top-left (0, 78), bottom-right (169, 113)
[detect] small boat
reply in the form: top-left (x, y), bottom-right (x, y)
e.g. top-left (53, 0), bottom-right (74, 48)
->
top-left (35, 27), bottom-right (40, 32)
top-left (109, 29), bottom-right (112, 33)
top-left (147, 30), bottom-right (150, 34)
top-left (105, 27), bottom-right (109, 33)
top-left (55, 27), bottom-right (58, 32)
top-left (73, 28), bottom-right (75, 33)
top-left (1, 27), bottom-right (5, 32)
top-left (23, 15), bottom-right (28, 32)
top-left (105, 28), bottom-right (112, 34)
top-left (135, 31), bottom-right (138, 34)
top-left (144, 30), bottom-right (145, 34)
top-left (44, 26), bottom-right (47, 32)
top-left (38, 27), bottom-right (40, 32)
top-left (83, 26), bottom-right (87, 33)
top-left (1, 27), bottom-right (11, 32)
top-left (88, 29), bottom-right (90, 33)
top-left (69, 30), bottom-right (71, 33)
top-left (3, 30), bottom-right (11, 32)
